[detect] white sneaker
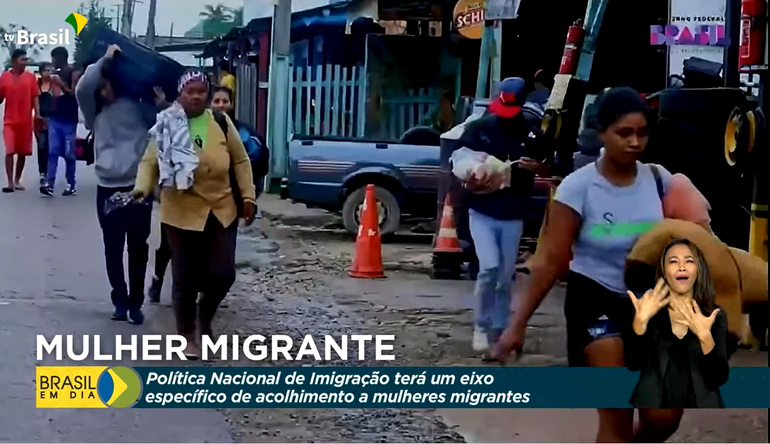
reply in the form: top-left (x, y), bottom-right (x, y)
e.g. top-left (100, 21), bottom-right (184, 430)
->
top-left (473, 327), bottom-right (490, 352)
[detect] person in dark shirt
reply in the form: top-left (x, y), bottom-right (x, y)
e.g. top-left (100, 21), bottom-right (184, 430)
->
top-left (457, 77), bottom-right (550, 357)
top-left (42, 46), bottom-right (81, 197)
top-left (625, 238), bottom-right (729, 441)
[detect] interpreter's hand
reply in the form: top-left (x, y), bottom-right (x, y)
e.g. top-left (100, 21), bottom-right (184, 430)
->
top-left (153, 87), bottom-right (167, 106)
top-left (673, 298), bottom-right (719, 340)
top-left (628, 278), bottom-right (671, 328)
top-left (492, 322), bottom-right (526, 361)
top-left (518, 157), bottom-right (542, 172)
top-left (105, 44), bottom-right (121, 59)
top-left (242, 201), bottom-right (256, 226)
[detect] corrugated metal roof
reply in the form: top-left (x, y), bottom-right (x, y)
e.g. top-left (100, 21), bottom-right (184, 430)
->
top-left (198, 0), bottom-right (357, 59)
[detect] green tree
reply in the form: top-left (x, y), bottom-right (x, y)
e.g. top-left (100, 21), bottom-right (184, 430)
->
top-left (0, 23), bottom-right (45, 67)
top-left (199, 4), bottom-right (238, 38)
top-left (199, 4), bottom-right (234, 22)
top-left (74, 0), bottom-right (113, 67)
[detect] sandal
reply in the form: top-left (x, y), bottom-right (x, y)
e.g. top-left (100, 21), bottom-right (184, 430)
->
top-left (15, 184), bottom-right (25, 191)
top-left (2, 187), bottom-right (14, 193)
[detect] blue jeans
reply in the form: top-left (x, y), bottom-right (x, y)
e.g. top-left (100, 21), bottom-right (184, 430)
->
top-left (469, 209), bottom-right (524, 333)
top-left (46, 120), bottom-right (77, 187)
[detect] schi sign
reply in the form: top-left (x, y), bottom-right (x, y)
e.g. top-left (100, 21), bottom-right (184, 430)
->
top-left (454, 0), bottom-right (485, 39)
top-left (650, 24), bottom-right (730, 46)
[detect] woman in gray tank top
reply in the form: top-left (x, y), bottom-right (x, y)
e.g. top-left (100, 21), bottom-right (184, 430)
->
top-left (493, 87), bottom-right (688, 442)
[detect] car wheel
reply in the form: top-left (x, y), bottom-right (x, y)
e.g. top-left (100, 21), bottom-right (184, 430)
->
top-left (342, 185), bottom-right (401, 236)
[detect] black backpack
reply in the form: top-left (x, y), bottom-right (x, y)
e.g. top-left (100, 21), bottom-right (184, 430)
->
top-left (649, 164), bottom-right (665, 201)
top-left (212, 111), bottom-right (245, 217)
top-left (249, 133), bottom-right (270, 178)
top-left (212, 111), bottom-right (269, 176)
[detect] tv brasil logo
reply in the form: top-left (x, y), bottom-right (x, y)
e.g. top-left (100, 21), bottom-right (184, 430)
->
top-left (3, 13), bottom-right (87, 46)
top-left (36, 366), bottom-right (142, 409)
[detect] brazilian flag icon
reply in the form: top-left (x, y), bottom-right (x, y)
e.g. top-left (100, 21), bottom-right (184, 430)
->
top-left (97, 367), bottom-right (142, 408)
top-left (65, 13), bottom-right (88, 36)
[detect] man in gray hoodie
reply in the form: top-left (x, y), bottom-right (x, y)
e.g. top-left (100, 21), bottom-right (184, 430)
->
top-left (75, 44), bottom-right (169, 324)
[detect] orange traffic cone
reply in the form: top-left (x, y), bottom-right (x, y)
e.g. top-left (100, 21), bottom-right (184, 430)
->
top-left (433, 194), bottom-right (463, 253)
top-left (349, 184), bottom-right (385, 279)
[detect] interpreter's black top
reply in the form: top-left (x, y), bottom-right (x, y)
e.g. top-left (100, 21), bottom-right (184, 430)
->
top-left (625, 306), bottom-right (729, 409)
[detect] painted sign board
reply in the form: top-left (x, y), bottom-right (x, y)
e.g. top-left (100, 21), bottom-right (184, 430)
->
top-left (454, 0), bottom-right (486, 39)
top-left (650, 24), bottom-right (729, 46)
top-left (667, 0), bottom-right (727, 76)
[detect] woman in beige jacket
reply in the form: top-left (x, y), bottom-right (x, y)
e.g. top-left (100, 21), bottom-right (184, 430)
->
top-left (133, 70), bottom-right (255, 359)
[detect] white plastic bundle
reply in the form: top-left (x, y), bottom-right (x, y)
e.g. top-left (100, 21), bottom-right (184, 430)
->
top-left (450, 147), bottom-right (512, 191)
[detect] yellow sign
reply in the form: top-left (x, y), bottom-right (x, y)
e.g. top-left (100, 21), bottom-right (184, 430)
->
top-left (454, 0), bottom-right (486, 39)
top-left (36, 366), bottom-right (143, 409)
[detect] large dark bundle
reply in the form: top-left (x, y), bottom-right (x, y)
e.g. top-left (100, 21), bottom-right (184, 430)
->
top-left (87, 28), bottom-right (186, 104)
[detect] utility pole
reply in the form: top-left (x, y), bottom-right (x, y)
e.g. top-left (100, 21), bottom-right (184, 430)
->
top-left (113, 5), bottom-right (122, 31)
top-left (267, 0), bottom-right (292, 190)
top-left (723, 0), bottom-right (742, 87)
top-left (145, 0), bottom-right (157, 48)
top-left (120, 0), bottom-right (132, 36)
top-left (120, 0), bottom-right (142, 37)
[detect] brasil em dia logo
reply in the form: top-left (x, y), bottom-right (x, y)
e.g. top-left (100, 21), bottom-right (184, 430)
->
top-left (36, 366), bottom-right (142, 409)
top-left (98, 366), bottom-right (142, 408)
top-left (65, 13), bottom-right (88, 36)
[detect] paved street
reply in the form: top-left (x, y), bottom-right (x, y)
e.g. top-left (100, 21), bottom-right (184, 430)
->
top-left (0, 122), bottom-right (233, 441)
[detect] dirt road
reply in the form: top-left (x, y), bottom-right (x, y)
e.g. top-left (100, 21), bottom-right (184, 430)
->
top-left (200, 214), bottom-right (768, 443)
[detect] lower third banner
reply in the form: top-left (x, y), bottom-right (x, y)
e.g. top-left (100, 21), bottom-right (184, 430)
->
top-left (35, 366), bottom-right (770, 409)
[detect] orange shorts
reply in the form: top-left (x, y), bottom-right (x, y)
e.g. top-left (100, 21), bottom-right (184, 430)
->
top-left (3, 124), bottom-right (34, 156)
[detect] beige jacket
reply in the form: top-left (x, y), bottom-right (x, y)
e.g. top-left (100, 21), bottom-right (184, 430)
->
top-left (135, 110), bottom-right (255, 231)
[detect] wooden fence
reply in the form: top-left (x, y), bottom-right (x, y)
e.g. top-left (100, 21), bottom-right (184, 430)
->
top-left (290, 64), bottom-right (441, 141)
top-left (290, 64), bottom-right (367, 138)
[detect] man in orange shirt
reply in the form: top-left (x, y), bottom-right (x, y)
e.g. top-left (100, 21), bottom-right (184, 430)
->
top-left (0, 49), bottom-right (40, 192)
